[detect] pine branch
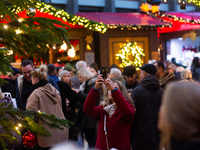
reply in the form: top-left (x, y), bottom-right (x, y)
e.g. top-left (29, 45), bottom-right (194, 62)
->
top-left (0, 102), bottom-right (74, 149)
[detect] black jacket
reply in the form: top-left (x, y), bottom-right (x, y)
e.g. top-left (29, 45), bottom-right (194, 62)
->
top-left (56, 81), bottom-right (79, 121)
top-left (1, 78), bottom-right (16, 98)
top-left (130, 75), bottom-right (163, 150)
top-left (171, 140), bottom-right (200, 150)
top-left (77, 77), bottom-right (99, 129)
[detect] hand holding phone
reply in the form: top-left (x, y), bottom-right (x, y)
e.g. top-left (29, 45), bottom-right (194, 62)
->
top-left (100, 66), bottom-right (108, 80)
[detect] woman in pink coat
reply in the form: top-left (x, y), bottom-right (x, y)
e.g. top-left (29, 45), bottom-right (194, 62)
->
top-left (83, 75), bottom-right (135, 150)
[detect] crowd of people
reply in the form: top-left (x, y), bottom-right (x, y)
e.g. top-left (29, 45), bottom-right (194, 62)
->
top-left (1, 57), bottom-right (200, 150)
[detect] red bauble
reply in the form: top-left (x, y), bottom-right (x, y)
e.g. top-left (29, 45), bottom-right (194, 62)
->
top-left (67, 56), bottom-right (70, 59)
top-left (22, 131), bottom-right (37, 148)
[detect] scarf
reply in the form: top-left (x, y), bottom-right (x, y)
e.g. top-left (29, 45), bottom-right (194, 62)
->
top-left (104, 103), bottom-right (117, 117)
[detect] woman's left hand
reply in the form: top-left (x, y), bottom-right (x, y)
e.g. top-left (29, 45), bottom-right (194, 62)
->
top-left (104, 78), bottom-right (115, 91)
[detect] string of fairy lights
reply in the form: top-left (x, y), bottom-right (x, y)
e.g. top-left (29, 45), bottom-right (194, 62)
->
top-left (9, 2), bottom-right (108, 33)
top-left (116, 42), bottom-right (145, 69)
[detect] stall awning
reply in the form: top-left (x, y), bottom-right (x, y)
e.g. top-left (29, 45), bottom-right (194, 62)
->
top-left (17, 10), bottom-right (84, 29)
top-left (158, 12), bottom-right (200, 33)
top-left (76, 12), bottom-right (170, 29)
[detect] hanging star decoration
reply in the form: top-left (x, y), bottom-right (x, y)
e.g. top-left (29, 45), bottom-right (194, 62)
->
top-left (182, 30), bottom-right (197, 41)
top-left (140, 3), bottom-right (160, 13)
top-left (85, 35), bottom-right (93, 44)
top-left (85, 35), bottom-right (93, 50)
top-left (151, 5), bottom-right (160, 13)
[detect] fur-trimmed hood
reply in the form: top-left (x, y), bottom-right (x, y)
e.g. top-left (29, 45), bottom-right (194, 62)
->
top-left (159, 71), bottom-right (175, 86)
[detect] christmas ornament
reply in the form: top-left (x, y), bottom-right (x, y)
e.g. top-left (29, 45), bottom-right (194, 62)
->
top-left (22, 131), bottom-right (37, 148)
top-left (26, 8), bottom-right (36, 17)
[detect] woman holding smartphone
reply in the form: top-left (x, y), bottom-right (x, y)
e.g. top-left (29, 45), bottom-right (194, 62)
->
top-left (83, 75), bottom-right (135, 150)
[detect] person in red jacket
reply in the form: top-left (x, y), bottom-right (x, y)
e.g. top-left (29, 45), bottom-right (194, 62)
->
top-left (83, 75), bottom-right (135, 150)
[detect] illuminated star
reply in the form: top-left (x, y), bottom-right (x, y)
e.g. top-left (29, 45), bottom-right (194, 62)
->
top-left (140, 3), bottom-right (150, 12)
top-left (151, 5), bottom-right (160, 13)
top-left (85, 35), bottom-right (93, 44)
top-left (190, 30), bottom-right (197, 41)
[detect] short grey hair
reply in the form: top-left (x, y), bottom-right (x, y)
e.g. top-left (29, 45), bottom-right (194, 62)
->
top-left (77, 68), bottom-right (94, 80)
top-left (76, 60), bottom-right (87, 70)
top-left (181, 69), bottom-right (192, 80)
top-left (110, 68), bottom-right (122, 77)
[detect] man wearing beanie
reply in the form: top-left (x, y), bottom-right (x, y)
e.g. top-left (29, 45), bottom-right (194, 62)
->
top-left (130, 63), bottom-right (163, 150)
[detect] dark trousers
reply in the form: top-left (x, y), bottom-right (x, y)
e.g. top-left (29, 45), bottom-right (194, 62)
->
top-left (82, 128), bottom-right (97, 148)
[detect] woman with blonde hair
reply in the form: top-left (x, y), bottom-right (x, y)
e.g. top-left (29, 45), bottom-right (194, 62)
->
top-left (75, 67), bottom-right (98, 148)
top-left (26, 66), bottom-right (68, 150)
top-left (83, 75), bottom-right (135, 150)
top-left (158, 82), bottom-right (200, 150)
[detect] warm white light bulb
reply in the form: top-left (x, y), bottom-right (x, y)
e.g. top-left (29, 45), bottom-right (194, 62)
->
top-left (4, 25), bottom-right (8, 29)
top-left (61, 42), bottom-right (67, 50)
top-left (68, 46), bottom-right (76, 57)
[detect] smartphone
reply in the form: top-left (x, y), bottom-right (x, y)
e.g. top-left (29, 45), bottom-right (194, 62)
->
top-left (100, 66), bottom-right (108, 80)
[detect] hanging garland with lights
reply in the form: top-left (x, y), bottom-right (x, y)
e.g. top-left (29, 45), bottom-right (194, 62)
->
top-left (9, 2), bottom-right (107, 33)
top-left (186, 0), bottom-right (200, 7)
top-left (116, 42), bottom-right (145, 70)
top-left (155, 12), bottom-right (200, 24)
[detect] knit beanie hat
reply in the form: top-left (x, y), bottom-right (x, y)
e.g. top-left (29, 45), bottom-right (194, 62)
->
top-left (59, 70), bottom-right (70, 79)
top-left (167, 64), bottom-right (176, 71)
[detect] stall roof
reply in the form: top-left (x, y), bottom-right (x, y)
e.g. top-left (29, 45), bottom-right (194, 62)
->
top-left (158, 12), bottom-right (200, 33)
top-left (76, 12), bottom-right (170, 29)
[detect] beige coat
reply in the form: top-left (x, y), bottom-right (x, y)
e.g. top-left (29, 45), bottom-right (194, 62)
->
top-left (26, 83), bottom-right (68, 147)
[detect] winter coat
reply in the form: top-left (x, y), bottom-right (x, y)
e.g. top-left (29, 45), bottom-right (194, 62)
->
top-left (57, 81), bottom-right (79, 121)
top-left (1, 77), bottom-right (16, 98)
top-left (77, 77), bottom-right (98, 129)
top-left (130, 75), bottom-right (163, 150)
top-left (191, 66), bottom-right (200, 81)
top-left (171, 140), bottom-right (200, 150)
top-left (0, 96), bottom-right (21, 149)
top-left (16, 75), bottom-right (33, 110)
top-left (26, 82), bottom-right (68, 148)
top-left (83, 88), bottom-right (135, 150)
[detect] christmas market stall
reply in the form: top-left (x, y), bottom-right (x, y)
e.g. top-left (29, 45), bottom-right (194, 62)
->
top-left (157, 11), bottom-right (200, 66)
top-left (76, 12), bottom-right (171, 69)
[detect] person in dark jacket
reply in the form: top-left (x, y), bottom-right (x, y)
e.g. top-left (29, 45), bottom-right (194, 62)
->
top-left (191, 57), bottom-right (200, 81)
top-left (16, 59), bottom-right (34, 111)
top-left (123, 65), bottom-right (139, 95)
top-left (1, 72), bottom-right (17, 98)
top-left (130, 63), bottom-right (163, 150)
top-left (158, 82), bottom-right (200, 150)
top-left (75, 68), bottom-right (98, 149)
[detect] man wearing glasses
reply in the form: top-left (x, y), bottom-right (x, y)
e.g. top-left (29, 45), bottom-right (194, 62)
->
top-left (16, 59), bottom-right (34, 111)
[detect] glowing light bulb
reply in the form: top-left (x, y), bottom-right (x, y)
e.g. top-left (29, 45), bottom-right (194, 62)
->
top-left (68, 46), bottom-right (76, 57)
top-left (4, 25), bottom-right (8, 29)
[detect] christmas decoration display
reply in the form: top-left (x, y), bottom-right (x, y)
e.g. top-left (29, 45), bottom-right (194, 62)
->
top-left (182, 30), bottom-right (197, 41)
top-left (22, 131), bottom-right (37, 148)
top-left (116, 42), bottom-right (145, 69)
